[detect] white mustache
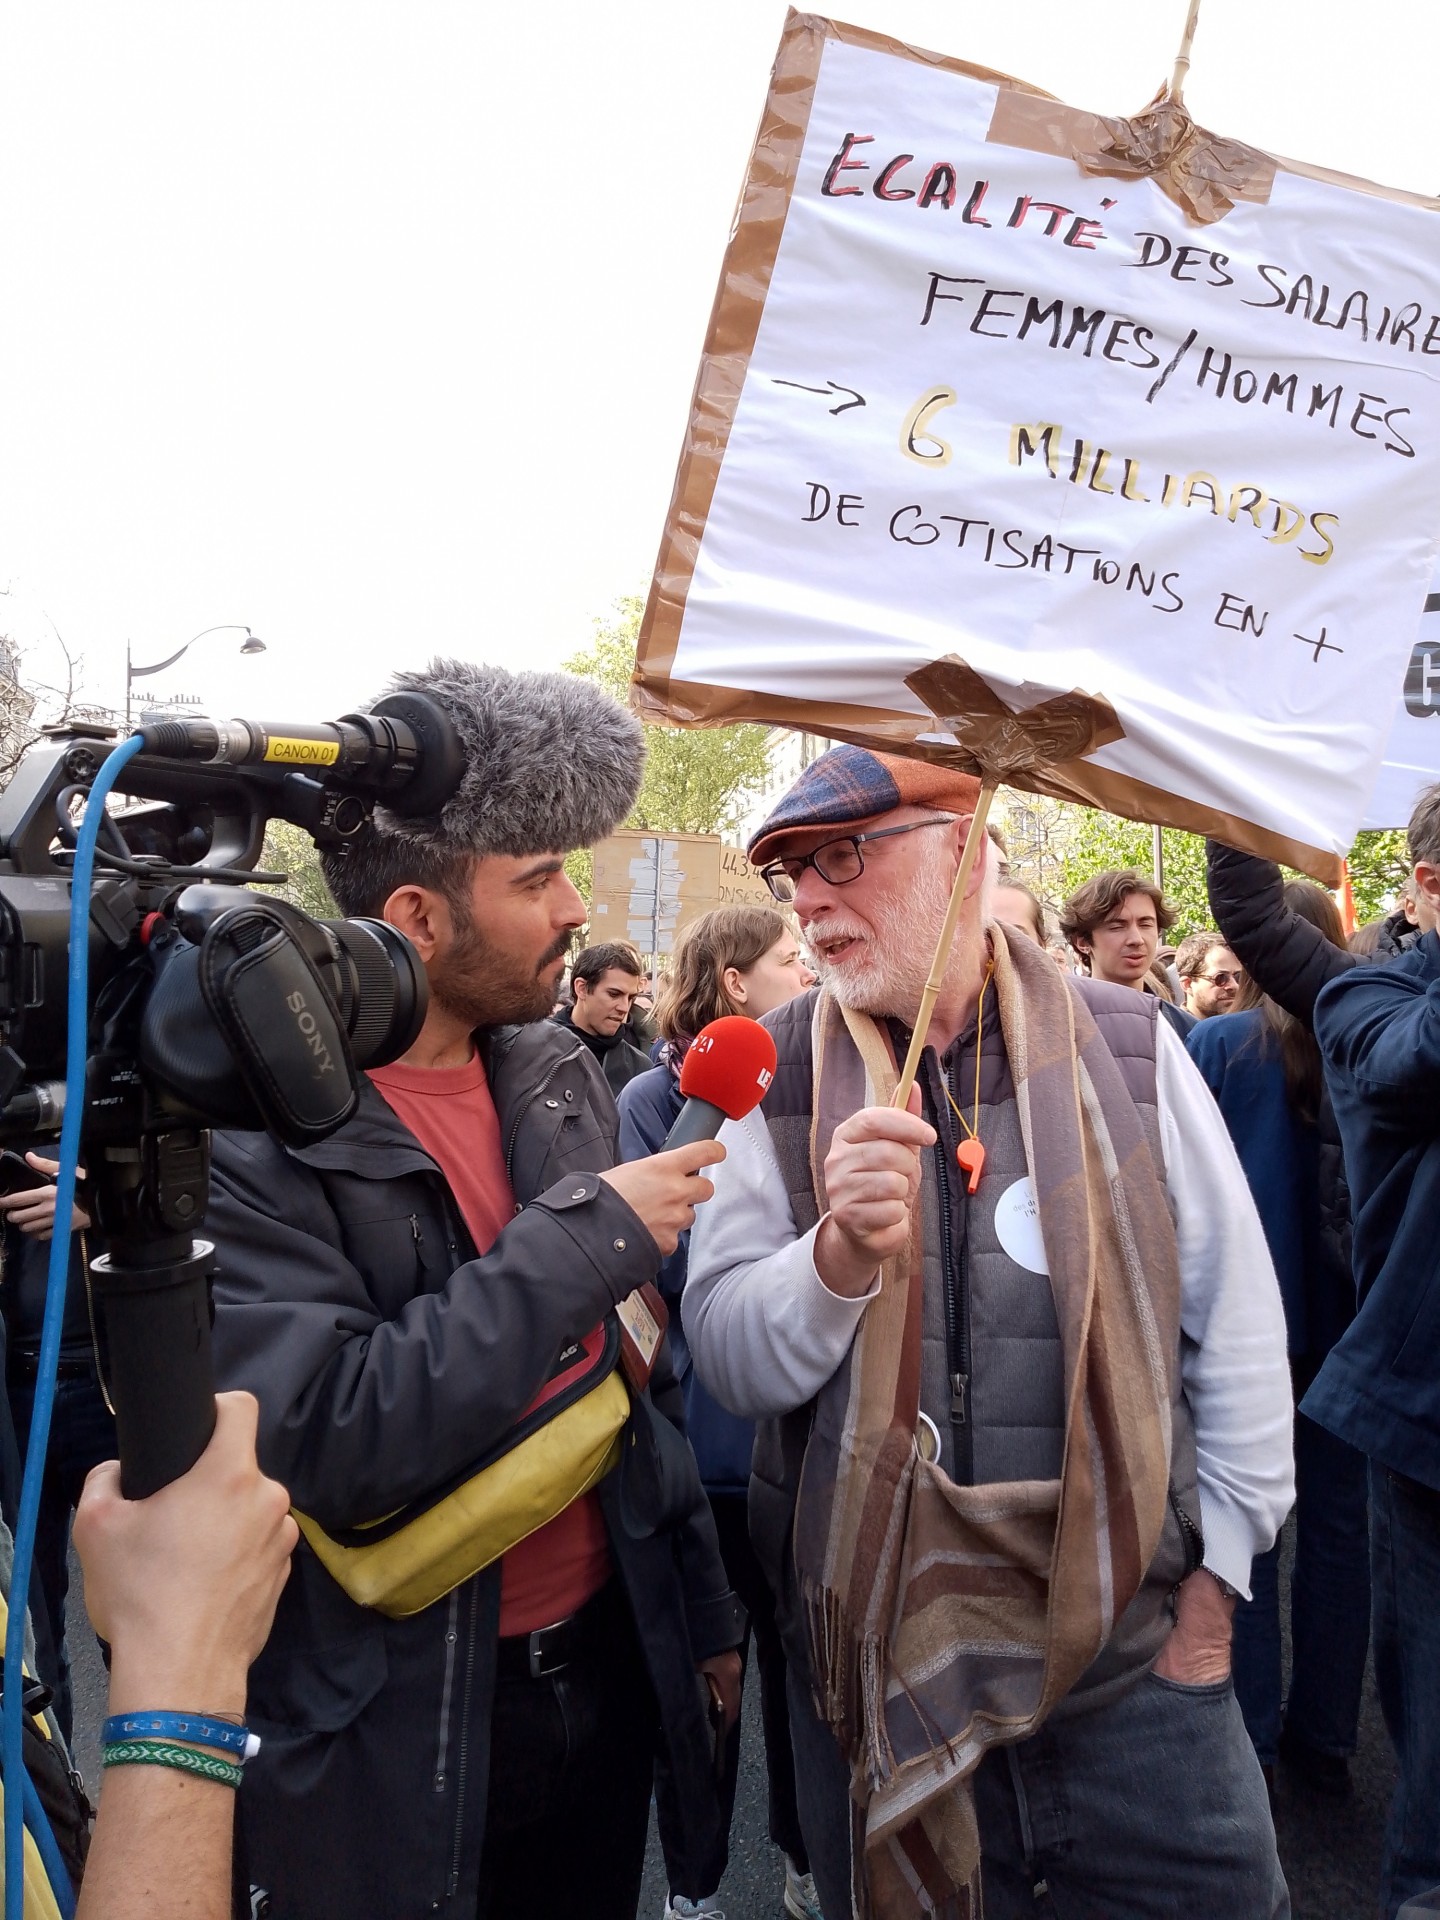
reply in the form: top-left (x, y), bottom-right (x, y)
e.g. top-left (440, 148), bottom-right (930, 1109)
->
top-left (804, 916), bottom-right (870, 952)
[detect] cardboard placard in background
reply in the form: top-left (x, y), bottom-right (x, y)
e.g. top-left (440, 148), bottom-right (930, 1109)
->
top-left (717, 844), bottom-right (777, 908)
top-left (589, 830), bottom-right (721, 957)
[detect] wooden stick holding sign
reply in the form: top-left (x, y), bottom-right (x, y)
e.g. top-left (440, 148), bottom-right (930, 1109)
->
top-left (890, 784), bottom-right (996, 1111)
top-left (1169, 0), bottom-right (1204, 102)
top-left (887, 655), bottom-right (1128, 1109)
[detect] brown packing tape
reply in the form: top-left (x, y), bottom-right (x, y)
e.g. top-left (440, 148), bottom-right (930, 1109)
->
top-left (986, 86), bottom-right (1275, 225)
top-left (903, 657), bottom-right (1126, 783)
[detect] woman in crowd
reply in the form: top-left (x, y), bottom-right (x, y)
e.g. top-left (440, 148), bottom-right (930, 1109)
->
top-left (1348, 921), bottom-right (1384, 956)
top-left (618, 906), bottom-right (818, 1920)
top-left (991, 879), bottom-right (1046, 946)
top-left (1192, 861), bottom-right (1370, 1799)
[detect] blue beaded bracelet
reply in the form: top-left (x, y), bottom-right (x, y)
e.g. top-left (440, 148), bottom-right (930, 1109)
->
top-left (101, 1712), bottom-right (259, 1762)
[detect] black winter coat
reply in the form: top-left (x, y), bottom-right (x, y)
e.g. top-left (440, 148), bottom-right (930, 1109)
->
top-left (208, 1019), bottom-right (742, 1920)
top-left (1206, 840), bottom-right (1356, 1357)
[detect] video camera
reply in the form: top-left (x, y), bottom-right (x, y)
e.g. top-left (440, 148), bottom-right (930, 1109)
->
top-left (0, 695), bottom-right (464, 1495)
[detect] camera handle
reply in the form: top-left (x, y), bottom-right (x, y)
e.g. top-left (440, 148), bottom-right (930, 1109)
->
top-left (87, 1127), bottom-right (218, 1500)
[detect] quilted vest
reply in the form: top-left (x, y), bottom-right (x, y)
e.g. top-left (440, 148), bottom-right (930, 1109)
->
top-left (750, 976), bottom-right (1204, 1713)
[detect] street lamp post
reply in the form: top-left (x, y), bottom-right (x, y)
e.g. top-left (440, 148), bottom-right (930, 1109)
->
top-left (125, 624), bottom-right (266, 728)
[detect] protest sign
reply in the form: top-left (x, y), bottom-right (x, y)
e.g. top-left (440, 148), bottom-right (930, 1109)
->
top-left (718, 843), bottom-right (777, 908)
top-left (636, 12), bottom-right (1440, 880)
top-left (1365, 570), bottom-right (1440, 829)
top-left (589, 829), bottom-right (721, 957)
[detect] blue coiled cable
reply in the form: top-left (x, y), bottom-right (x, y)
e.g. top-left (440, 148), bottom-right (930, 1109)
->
top-left (3, 731), bottom-right (144, 1920)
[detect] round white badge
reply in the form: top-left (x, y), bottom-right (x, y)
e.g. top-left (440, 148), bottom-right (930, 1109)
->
top-left (993, 1177), bottom-right (1049, 1275)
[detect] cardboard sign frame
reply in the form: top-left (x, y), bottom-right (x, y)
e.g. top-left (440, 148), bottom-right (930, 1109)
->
top-left (634, 9), bottom-right (1440, 882)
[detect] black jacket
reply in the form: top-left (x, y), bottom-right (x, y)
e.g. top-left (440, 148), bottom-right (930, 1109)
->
top-left (1205, 840), bottom-right (1356, 1358)
top-left (208, 1019), bottom-right (741, 1919)
top-left (551, 1005), bottom-right (652, 1094)
top-left (1206, 840), bottom-right (1356, 1026)
top-left (1375, 908), bottom-right (1421, 959)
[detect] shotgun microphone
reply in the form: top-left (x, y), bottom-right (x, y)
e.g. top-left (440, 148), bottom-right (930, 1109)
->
top-left (662, 1015), bottom-right (779, 1151)
top-left (134, 690), bottom-right (466, 818)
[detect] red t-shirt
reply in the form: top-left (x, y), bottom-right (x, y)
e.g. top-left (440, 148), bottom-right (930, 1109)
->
top-left (368, 1053), bottom-right (611, 1635)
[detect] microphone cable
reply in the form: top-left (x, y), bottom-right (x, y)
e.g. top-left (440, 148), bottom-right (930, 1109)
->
top-left (2, 731), bottom-right (144, 1920)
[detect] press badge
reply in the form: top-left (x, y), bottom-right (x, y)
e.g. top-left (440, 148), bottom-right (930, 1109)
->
top-left (615, 1282), bottom-right (669, 1391)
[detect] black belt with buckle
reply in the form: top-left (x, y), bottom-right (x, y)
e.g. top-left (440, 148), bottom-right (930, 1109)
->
top-left (496, 1582), bottom-right (614, 1680)
top-left (12, 1352), bottom-right (97, 1383)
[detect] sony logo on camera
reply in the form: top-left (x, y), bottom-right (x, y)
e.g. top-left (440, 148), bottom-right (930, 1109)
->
top-left (286, 988), bottom-right (337, 1076)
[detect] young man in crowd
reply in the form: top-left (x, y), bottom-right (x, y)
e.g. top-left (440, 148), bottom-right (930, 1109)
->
top-left (686, 746), bottom-right (1294, 1919)
top-left (1312, 779), bottom-right (1440, 1918)
top-left (205, 662), bottom-right (743, 1920)
top-left (1176, 930), bottom-right (1247, 1020)
top-left (554, 940), bottom-right (653, 1091)
top-left (1061, 868), bottom-right (1197, 1037)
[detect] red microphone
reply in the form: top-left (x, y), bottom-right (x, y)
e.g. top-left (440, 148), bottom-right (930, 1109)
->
top-left (662, 1015), bottom-right (779, 1151)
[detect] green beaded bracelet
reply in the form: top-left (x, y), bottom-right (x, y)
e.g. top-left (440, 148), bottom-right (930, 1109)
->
top-left (101, 1739), bottom-right (243, 1789)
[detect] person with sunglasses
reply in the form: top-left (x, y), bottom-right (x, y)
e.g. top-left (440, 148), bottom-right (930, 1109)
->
top-left (1176, 931), bottom-right (1247, 1019)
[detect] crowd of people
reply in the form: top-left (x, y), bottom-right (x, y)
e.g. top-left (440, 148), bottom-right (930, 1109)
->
top-left (0, 657), bottom-right (1437, 1919)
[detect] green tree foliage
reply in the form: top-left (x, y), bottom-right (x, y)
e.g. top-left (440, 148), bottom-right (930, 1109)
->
top-left (1346, 829), bottom-right (1410, 923)
top-left (564, 598), bottom-right (774, 840)
top-left (1054, 809), bottom-right (1411, 939)
top-left (258, 819), bottom-right (337, 918)
top-left (1058, 812), bottom-right (1211, 935)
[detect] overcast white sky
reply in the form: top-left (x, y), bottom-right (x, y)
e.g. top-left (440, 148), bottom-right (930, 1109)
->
top-left (1, 1), bottom-right (1437, 728)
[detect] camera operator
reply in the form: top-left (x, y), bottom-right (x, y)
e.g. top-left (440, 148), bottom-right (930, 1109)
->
top-left (0, 1153), bottom-right (115, 1740)
top-left (73, 1390), bottom-right (297, 1920)
top-left (204, 662), bottom-right (743, 1920)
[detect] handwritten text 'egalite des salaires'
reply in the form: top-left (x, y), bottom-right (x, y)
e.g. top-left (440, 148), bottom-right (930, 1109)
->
top-left (820, 132), bottom-right (1430, 459)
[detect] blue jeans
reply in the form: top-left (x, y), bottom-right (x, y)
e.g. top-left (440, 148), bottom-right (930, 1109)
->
top-left (789, 1665), bottom-right (1288, 1918)
top-left (1233, 1406), bottom-right (1371, 1766)
top-left (1372, 1463), bottom-right (1440, 1919)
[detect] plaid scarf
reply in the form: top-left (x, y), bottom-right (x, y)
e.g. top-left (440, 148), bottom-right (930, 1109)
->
top-left (795, 925), bottom-right (1181, 1917)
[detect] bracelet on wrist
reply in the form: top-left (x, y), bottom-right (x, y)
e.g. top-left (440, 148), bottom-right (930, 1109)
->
top-left (102, 1712), bottom-right (259, 1761)
top-left (101, 1741), bottom-right (244, 1790)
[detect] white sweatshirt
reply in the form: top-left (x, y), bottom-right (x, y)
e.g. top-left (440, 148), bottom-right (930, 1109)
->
top-left (684, 1017), bottom-right (1295, 1598)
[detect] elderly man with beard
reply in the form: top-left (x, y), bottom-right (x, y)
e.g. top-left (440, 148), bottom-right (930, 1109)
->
top-left (204, 661), bottom-right (743, 1920)
top-left (684, 746), bottom-right (1295, 1920)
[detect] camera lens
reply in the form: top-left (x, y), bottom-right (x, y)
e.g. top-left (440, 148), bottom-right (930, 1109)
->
top-left (319, 918), bottom-right (428, 1067)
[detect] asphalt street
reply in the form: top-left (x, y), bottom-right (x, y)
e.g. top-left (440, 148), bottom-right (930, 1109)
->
top-left (69, 1519), bottom-right (1394, 1919)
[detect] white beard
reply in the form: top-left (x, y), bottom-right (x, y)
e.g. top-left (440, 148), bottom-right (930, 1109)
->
top-left (809, 856), bottom-right (963, 1019)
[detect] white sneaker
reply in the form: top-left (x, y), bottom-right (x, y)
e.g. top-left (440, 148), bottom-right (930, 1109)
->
top-left (784, 1858), bottom-right (824, 1920)
top-left (664, 1897), bottom-right (725, 1919)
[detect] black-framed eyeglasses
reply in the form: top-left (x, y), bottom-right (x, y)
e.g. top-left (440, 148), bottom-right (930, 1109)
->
top-left (1199, 968), bottom-right (1246, 988)
top-left (759, 817), bottom-right (955, 904)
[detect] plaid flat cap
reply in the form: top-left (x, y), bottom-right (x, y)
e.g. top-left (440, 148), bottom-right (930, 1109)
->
top-left (748, 745), bottom-right (981, 865)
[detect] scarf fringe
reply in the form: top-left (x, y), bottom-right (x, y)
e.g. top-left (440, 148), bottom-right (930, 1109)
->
top-left (803, 1579), bottom-right (898, 1791)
